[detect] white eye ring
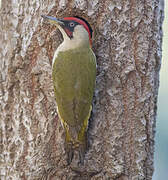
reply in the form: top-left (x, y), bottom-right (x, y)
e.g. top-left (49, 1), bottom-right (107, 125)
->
top-left (69, 22), bottom-right (75, 27)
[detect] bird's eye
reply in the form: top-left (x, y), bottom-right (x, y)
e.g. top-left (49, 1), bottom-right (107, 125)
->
top-left (69, 22), bottom-right (75, 27)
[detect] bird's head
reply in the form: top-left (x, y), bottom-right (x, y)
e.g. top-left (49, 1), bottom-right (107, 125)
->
top-left (41, 15), bottom-right (93, 47)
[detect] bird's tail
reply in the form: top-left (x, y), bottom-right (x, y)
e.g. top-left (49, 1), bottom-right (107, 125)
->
top-left (65, 131), bottom-right (87, 165)
top-left (57, 106), bottom-right (91, 165)
top-left (65, 106), bottom-right (92, 165)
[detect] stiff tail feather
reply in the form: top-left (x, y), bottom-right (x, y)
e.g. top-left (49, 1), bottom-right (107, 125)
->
top-left (65, 133), bottom-right (87, 165)
top-left (57, 106), bottom-right (92, 165)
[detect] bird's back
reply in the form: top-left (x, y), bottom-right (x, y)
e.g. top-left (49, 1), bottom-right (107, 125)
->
top-left (52, 47), bottom-right (96, 133)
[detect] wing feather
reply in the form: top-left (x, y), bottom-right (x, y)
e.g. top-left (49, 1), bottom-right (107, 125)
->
top-left (52, 47), bottom-right (96, 128)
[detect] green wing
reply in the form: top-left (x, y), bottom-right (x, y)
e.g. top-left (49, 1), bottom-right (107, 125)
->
top-left (52, 47), bottom-right (96, 130)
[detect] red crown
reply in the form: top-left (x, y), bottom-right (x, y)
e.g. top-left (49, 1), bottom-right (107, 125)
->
top-left (63, 17), bottom-right (92, 46)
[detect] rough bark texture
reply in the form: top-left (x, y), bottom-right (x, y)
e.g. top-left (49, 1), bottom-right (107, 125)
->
top-left (0, 0), bottom-right (164, 179)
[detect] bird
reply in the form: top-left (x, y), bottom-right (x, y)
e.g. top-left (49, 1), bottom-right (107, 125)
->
top-left (41, 15), bottom-right (96, 165)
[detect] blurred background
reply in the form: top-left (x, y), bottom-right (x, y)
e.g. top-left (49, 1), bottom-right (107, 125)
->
top-left (153, 1), bottom-right (168, 180)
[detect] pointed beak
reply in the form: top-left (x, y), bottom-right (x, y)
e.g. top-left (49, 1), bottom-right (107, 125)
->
top-left (41, 15), bottom-right (64, 26)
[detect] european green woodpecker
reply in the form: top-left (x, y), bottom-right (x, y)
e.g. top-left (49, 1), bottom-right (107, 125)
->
top-left (42, 15), bottom-right (96, 164)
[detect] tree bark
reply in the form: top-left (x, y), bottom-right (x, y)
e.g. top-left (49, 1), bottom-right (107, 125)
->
top-left (0, 0), bottom-right (164, 179)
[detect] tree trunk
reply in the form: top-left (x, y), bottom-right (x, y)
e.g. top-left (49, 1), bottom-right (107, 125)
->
top-left (0, 0), bottom-right (164, 179)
